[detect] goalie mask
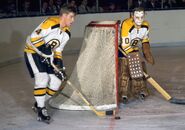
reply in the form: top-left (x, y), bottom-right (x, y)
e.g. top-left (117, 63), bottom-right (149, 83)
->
top-left (133, 9), bottom-right (145, 26)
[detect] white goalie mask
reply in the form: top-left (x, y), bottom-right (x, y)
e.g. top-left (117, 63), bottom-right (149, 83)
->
top-left (133, 10), bottom-right (145, 26)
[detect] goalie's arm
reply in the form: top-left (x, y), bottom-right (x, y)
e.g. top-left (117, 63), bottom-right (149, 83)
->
top-left (141, 28), bottom-right (155, 65)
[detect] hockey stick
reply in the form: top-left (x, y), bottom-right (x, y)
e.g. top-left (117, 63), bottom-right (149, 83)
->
top-left (28, 41), bottom-right (116, 116)
top-left (143, 72), bottom-right (171, 100)
top-left (143, 72), bottom-right (185, 104)
top-left (66, 81), bottom-right (115, 117)
top-left (118, 47), bottom-right (185, 104)
top-left (50, 60), bottom-right (115, 117)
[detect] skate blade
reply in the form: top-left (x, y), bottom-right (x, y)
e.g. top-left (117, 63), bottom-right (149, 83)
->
top-left (138, 95), bottom-right (145, 101)
top-left (37, 117), bottom-right (52, 124)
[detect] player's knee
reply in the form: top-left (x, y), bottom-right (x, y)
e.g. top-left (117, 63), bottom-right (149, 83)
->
top-left (35, 73), bottom-right (49, 88)
top-left (48, 74), bottom-right (62, 91)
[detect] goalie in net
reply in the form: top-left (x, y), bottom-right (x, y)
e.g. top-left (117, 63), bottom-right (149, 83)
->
top-left (118, 7), bottom-right (155, 104)
top-left (49, 21), bottom-right (120, 111)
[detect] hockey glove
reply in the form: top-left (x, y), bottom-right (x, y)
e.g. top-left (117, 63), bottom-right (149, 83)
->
top-left (142, 42), bottom-right (155, 65)
top-left (54, 67), bottom-right (68, 81)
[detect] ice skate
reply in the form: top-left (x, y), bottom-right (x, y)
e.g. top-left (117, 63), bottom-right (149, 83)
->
top-left (37, 107), bottom-right (51, 124)
top-left (122, 96), bottom-right (128, 104)
top-left (138, 93), bottom-right (146, 101)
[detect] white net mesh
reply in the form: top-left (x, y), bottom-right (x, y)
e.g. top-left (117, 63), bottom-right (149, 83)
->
top-left (49, 21), bottom-right (119, 110)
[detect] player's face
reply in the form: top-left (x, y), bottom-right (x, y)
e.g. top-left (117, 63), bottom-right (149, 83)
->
top-left (133, 11), bottom-right (145, 26)
top-left (63, 12), bottom-right (75, 27)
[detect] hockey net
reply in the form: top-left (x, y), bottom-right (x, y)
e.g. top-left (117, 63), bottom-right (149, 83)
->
top-left (49, 21), bottom-right (119, 111)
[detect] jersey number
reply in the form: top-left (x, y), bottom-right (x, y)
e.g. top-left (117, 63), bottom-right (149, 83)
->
top-left (125, 38), bottom-right (141, 46)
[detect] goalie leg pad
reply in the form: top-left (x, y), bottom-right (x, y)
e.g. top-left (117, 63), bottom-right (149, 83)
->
top-left (141, 61), bottom-right (149, 97)
top-left (131, 78), bottom-right (149, 98)
top-left (130, 60), bottom-right (149, 98)
top-left (142, 61), bottom-right (147, 73)
top-left (127, 52), bottom-right (144, 79)
top-left (118, 58), bottom-right (130, 101)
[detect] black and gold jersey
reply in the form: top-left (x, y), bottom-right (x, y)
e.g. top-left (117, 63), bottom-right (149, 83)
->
top-left (120, 17), bottom-right (150, 54)
top-left (24, 16), bottom-right (71, 60)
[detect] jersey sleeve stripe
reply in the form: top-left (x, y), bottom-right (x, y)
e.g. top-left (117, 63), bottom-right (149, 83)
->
top-left (54, 55), bottom-right (62, 59)
top-left (32, 40), bottom-right (45, 47)
top-left (142, 39), bottom-right (149, 43)
top-left (129, 25), bottom-right (135, 33)
top-left (31, 37), bottom-right (42, 42)
top-left (65, 30), bottom-right (71, 38)
top-left (51, 24), bottom-right (60, 29)
top-left (54, 51), bottom-right (62, 59)
top-left (141, 25), bottom-right (149, 30)
top-left (31, 37), bottom-right (44, 44)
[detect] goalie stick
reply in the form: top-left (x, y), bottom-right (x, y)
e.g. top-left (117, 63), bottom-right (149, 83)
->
top-left (118, 47), bottom-right (185, 105)
top-left (50, 58), bottom-right (115, 117)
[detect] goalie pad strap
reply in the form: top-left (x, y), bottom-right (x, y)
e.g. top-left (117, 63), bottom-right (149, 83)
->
top-left (118, 58), bottom-right (130, 98)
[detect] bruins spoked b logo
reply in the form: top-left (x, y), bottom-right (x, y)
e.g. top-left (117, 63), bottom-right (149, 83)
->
top-left (130, 37), bottom-right (142, 46)
top-left (47, 39), bottom-right (60, 50)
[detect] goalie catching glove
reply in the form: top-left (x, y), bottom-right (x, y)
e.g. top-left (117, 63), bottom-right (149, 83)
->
top-left (142, 42), bottom-right (155, 65)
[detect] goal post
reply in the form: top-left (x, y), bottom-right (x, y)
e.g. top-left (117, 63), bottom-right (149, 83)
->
top-left (49, 21), bottom-right (120, 111)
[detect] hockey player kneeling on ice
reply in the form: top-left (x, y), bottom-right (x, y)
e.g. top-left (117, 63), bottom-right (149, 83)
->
top-left (24, 6), bottom-right (76, 123)
top-left (118, 7), bottom-right (154, 104)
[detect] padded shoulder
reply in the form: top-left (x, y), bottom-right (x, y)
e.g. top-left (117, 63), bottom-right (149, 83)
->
top-left (62, 27), bottom-right (71, 38)
top-left (41, 16), bottom-right (60, 29)
top-left (142, 21), bottom-right (150, 30)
